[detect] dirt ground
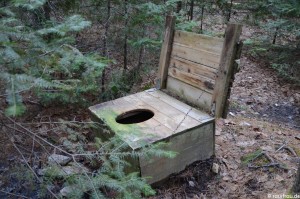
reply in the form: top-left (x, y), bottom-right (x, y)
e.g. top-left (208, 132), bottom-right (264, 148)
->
top-left (149, 53), bottom-right (300, 199)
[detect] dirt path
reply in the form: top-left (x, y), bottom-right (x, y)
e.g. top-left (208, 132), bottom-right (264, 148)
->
top-left (230, 56), bottom-right (300, 130)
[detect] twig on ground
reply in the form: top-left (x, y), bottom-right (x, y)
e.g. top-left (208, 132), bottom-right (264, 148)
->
top-left (263, 152), bottom-right (274, 162)
top-left (247, 162), bottom-right (280, 169)
top-left (275, 143), bottom-right (298, 157)
top-left (247, 152), bottom-right (288, 170)
top-left (275, 143), bottom-right (286, 153)
top-left (285, 146), bottom-right (298, 157)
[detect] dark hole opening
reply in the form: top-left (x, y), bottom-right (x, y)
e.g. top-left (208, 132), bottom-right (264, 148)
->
top-left (115, 109), bottom-right (154, 124)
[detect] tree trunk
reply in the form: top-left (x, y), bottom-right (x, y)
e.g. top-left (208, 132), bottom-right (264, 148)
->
top-left (293, 165), bottom-right (300, 194)
top-left (136, 27), bottom-right (146, 72)
top-left (101, 0), bottom-right (111, 94)
top-left (227, 0), bottom-right (233, 22)
top-left (124, 0), bottom-right (128, 70)
top-left (272, 27), bottom-right (279, 44)
top-left (189, 0), bottom-right (194, 20)
top-left (176, 1), bottom-right (182, 13)
top-left (200, 5), bottom-right (204, 33)
top-left (2, 0), bottom-right (7, 6)
top-left (43, 1), bottom-right (51, 21)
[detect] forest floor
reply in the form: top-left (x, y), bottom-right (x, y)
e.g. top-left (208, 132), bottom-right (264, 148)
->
top-left (150, 55), bottom-right (300, 199)
top-left (148, 22), bottom-right (300, 198)
top-left (1, 13), bottom-right (300, 199)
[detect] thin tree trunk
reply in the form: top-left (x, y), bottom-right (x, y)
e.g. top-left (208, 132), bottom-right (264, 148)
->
top-left (176, 1), bottom-right (182, 13)
top-left (200, 5), bottom-right (204, 33)
top-left (43, 1), bottom-right (51, 41)
top-left (227, 0), bottom-right (233, 22)
top-left (272, 27), bottom-right (279, 44)
top-left (43, 1), bottom-right (51, 21)
top-left (123, 0), bottom-right (128, 71)
top-left (101, 0), bottom-right (111, 93)
top-left (190, 0), bottom-right (194, 20)
top-left (136, 27), bottom-right (146, 72)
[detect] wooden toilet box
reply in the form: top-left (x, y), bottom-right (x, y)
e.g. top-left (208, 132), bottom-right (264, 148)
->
top-left (89, 16), bottom-right (242, 184)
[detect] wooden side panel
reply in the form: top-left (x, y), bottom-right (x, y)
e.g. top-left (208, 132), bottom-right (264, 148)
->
top-left (171, 43), bottom-right (221, 69)
top-left (169, 57), bottom-right (217, 80)
top-left (158, 16), bottom-right (176, 89)
top-left (166, 76), bottom-right (212, 112)
top-left (222, 41), bottom-right (244, 118)
top-left (168, 67), bottom-right (215, 94)
top-left (139, 122), bottom-right (215, 184)
top-left (212, 23), bottom-right (242, 118)
top-left (173, 30), bottom-right (224, 55)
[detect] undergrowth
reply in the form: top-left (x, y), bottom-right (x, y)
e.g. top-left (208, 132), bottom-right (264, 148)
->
top-left (244, 40), bottom-right (300, 85)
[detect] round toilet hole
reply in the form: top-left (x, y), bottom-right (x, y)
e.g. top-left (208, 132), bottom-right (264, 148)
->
top-left (115, 109), bottom-right (154, 124)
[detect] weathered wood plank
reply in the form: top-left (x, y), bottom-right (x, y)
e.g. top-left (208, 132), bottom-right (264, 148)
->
top-left (131, 92), bottom-right (202, 132)
top-left (145, 89), bottom-right (212, 122)
top-left (121, 93), bottom-right (199, 133)
top-left (168, 67), bottom-right (215, 94)
top-left (169, 57), bottom-right (217, 80)
top-left (174, 30), bottom-right (224, 55)
top-left (166, 76), bottom-right (212, 112)
top-left (120, 95), bottom-right (180, 133)
top-left (222, 41), bottom-right (244, 118)
top-left (171, 43), bottom-right (221, 69)
top-left (139, 122), bottom-right (214, 184)
top-left (158, 15), bottom-right (176, 89)
top-left (211, 23), bottom-right (242, 118)
top-left (91, 98), bottom-right (176, 149)
top-left (123, 97), bottom-right (185, 135)
top-left (115, 95), bottom-right (175, 138)
top-left (135, 117), bottom-right (174, 144)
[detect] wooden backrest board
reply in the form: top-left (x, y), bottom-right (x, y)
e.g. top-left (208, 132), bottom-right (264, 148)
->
top-left (157, 16), bottom-right (242, 118)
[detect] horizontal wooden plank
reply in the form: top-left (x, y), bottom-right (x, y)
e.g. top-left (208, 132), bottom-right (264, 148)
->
top-left (171, 43), bottom-right (221, 69)
top-left (168, 67), bottom-right (215, 94)
top-left (145, 89), bottom-right (212, 122)
top-left (169, 57), bottom-right (217, 80)
top-left (166, 76), bottom-right (212, 112)
top-left (174, 30), bottom-right (224, 55)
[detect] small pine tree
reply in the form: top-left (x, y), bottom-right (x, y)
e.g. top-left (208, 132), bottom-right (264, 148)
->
top-left (41, 121), bottom-right (177, 198)
top-left (0, 0), bottom-right (106, 116)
